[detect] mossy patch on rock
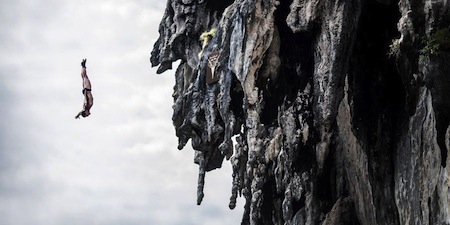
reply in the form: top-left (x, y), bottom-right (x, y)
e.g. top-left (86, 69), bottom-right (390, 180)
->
top-left (421, 28), bottom-right (450, 55)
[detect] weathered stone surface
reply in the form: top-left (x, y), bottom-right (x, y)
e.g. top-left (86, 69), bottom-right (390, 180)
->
top-left (150, 0), bottom-right (450, 224)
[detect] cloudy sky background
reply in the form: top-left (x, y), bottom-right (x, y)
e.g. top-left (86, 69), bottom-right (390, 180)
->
top-left (0, 0), bottom-right (243, 224)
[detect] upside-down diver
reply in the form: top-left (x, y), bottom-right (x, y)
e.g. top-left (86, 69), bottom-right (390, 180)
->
top-left (75, 58), bottom-right (94, 119)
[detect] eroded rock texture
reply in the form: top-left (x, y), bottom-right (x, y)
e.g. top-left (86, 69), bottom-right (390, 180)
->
top-left (150, 0), bottom-right (450, 224)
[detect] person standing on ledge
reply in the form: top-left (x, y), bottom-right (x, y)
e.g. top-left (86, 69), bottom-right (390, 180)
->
top-left (75, 58), bottom-right (94, 119)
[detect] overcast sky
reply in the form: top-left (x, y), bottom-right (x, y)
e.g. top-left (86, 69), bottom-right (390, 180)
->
top-left (0, 1), bottom-right (243, 224)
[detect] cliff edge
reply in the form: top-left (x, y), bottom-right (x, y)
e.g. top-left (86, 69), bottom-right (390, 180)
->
top-left (151, 0), bottom-right (450, 224)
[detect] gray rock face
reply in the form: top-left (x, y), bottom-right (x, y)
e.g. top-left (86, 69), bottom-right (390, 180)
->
top-left (151, 0), bottom-right (450, 224)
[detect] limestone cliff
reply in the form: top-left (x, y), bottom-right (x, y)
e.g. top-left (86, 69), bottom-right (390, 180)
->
top-left (150, 0), bottom-right (450, 224)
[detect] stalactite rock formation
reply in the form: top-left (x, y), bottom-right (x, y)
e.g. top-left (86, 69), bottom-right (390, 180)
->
top-left (151, 0), bottom-right (450, 224)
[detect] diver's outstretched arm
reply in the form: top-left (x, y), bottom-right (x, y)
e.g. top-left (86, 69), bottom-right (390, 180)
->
top-left (75, 111), bottom-right (82, 119)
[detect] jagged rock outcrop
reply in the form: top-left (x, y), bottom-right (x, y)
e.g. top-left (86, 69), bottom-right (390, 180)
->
top-left (150, 0), bottom-right (450, 224)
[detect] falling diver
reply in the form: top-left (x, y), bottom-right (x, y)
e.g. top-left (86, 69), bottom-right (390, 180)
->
top-left (75, 58), bottom-right (94, 119)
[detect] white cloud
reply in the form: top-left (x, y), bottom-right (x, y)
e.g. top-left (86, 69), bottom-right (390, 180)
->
top-left (0, 0), bottom-right (244, 224)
